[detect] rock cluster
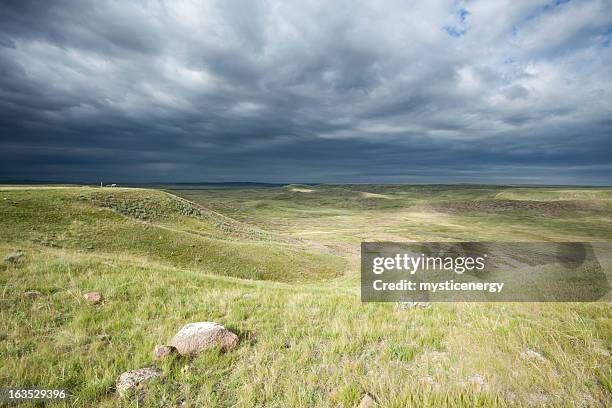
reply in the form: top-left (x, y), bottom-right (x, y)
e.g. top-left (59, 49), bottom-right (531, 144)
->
top-left (116, 322), bottom-right (239, 398)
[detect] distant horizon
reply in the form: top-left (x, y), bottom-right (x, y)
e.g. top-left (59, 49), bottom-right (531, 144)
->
top-left (1, 179), bottom-right (611, 188)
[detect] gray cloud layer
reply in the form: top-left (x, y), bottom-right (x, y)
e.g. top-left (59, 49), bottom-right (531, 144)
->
top-left (1, 0), bottom-right (611, 184)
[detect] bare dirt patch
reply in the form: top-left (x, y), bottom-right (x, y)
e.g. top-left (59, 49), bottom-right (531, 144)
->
top-left (289, 187), bottom-right (315, 193)
top-left (359, 191), bottom-right (393, 199)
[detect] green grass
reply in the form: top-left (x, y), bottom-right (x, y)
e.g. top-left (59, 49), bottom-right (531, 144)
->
top-left (1, 184), bottom-right (611, 407)
top-left (0, 187), bottom-right (344, 282)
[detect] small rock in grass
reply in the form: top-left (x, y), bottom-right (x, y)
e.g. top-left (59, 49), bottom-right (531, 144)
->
top-left (154, 345), bottom-right (177, 360)
top-left (468, 374), bottom-right (485, 384)
top-left (520, 349), bottom-right (546, 362)
top-left (23, 290), bottom-right (42, 299)
top-left (419, 375), bottom-right (436, 385)
top-left (169, 322), bottom-right (238, 356)
top-left (116, 367), bottom-right (162, 397)
top-left (357, 393), bottom-right (376, 408)
top-left (467, 374), bottom-right (485, 391)
top-left (84, 292), bottom-right (103, 304)
top-left (4, 250), bottom-right (24, 263)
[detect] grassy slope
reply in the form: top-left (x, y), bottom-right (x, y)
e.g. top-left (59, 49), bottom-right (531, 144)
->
top-left (0, 187), bottom-right (344, 282)
top-left (1, 185), bottom-right (611, 407)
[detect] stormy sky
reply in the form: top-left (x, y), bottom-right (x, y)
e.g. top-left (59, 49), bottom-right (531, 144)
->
top-left (1, 0), bottom-right (611, 184)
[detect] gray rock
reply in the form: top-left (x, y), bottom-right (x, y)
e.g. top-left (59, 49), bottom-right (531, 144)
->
top-left (520, 349), bottom-right (546, 362)
top-left (84, 292), bottom-right (103, 304)
top-left (116, 367), bottom-right (162, 397)
top-left (357, 393), bottom-right (376, 408)
top-left (23, 290), bottom-right (42, 299)
top-left (154, 345), bottom-right (177, 360)
top-left (467, 374), bottom-right (486, 391)
top-left (4, 251), bottom-right (24, 263)
top-left (419, 375), bottom-right (436, 385)
top-left (468, 374), bottom-right (485, 385)
top-left (169, 322), bottom-right (239, 356)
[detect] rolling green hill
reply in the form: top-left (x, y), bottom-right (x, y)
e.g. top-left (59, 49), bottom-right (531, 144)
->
top-left (0, 187), bottom-right (345, 282)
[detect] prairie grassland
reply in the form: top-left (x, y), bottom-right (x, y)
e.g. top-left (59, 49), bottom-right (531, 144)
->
top-left (1, 184), bottom-right (611, 407)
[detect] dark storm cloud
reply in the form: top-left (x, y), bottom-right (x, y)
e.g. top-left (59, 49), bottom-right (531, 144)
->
top-left (0, 0), bottom-right (611, 184)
